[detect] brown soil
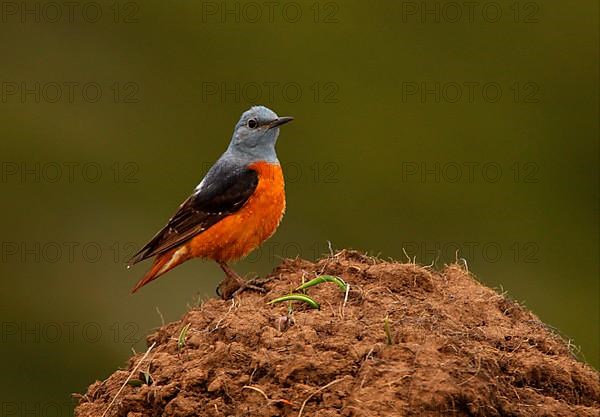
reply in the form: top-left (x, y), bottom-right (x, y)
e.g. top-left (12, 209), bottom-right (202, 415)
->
top-left (75, 250), bottom-right (600, 417)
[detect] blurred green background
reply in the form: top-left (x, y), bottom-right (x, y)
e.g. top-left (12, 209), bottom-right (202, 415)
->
top-left (0, 0), bottom-right (598, 414)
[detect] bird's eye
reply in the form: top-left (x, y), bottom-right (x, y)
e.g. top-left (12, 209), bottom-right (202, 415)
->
top-left (247, 118), bottom-right (258, 129)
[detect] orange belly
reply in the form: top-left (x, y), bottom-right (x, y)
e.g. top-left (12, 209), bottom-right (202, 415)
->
top-left (131, 161), bottom-right (285, 293)
top-left (188, 161), bottom-right (285, 262)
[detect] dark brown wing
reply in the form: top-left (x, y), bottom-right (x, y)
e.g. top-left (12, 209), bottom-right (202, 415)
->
top-left (128, 166), bottom-right (258, 265)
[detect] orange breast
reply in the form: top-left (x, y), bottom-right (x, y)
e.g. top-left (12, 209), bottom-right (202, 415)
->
top-left (188, 161), bottom-right (286, 262)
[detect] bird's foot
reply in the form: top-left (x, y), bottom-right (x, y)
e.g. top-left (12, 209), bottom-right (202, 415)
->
top-left (233, 276), bottom-right (274, 297)
top-left (216, 261), bottom-right (273, 299)
top-left (217, 275), bottom-right (273, 300)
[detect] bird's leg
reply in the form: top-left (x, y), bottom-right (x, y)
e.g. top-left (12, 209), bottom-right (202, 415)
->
top-left (216, 260), bottom-right (271, 299)
top-left (216, 260), bottom-right (244, 298)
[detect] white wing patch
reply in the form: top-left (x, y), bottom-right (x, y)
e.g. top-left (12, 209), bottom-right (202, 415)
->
top-left (193, 178), bottom-right (206, 193)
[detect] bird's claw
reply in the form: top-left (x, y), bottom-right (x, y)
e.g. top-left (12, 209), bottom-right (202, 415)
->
top-left (218, 276), bottom-right (273, 299)
top-left (233, 276), bottom-right (274, 297)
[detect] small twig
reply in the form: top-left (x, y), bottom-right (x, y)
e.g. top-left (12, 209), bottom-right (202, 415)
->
top-left (209, 299), bottom-right (236, 333)
top-left (384, 315), bottom-right (393, 345)
top-left (457, 355), bottom-right (481, 386)
top-left (298, 377), bottom-right (347, 417)
top-left (242, 385), bottom-right (270, 402)
top-left (341, 283), bottom-right (350, 318)
top-left (402, 247), bottom-right (410, 262)
top-left (243, 385), bottom-right (293, 406)
top-left (155, 306), bottom-right (165, 326)
top-left (455, 250), bottom-right (469, 273)
top-left (357, 346), bottom-right (376, 379)
top-left (101, 342), bottom-right (156, 417)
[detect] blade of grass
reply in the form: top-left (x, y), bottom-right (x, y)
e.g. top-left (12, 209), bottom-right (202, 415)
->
top-left (295, 275), bottom-right (348, 292)
top-left (268, 294), bottom-right (320, 309)
top-left (126, 379), bottom-right (143, 387)
top-left (178, 323), bottom-right (191, 351)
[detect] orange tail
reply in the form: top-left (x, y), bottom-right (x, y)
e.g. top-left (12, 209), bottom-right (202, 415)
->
top-left (131, 248), bottom-right (187, 293)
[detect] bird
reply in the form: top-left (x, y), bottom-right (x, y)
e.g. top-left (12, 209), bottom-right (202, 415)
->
top-left (127, 106), bottom-right (293, 299)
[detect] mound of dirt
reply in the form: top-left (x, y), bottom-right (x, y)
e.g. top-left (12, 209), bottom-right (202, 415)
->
top-left (75, 251), bottom-right (599, 416)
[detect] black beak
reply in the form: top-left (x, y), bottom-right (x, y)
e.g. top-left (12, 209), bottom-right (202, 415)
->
top-left (268, 116), bottom-right (294, 129)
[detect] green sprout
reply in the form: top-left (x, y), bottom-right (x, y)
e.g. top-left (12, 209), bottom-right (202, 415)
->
top-left (295, 275), bottom-right (348, 292)
top-left (141, 370), bottom-right (153, 385)
top-left (127, 370), bottom-right (153, 387)
top-left (268, 294), bottom-right (320, 310)
top-left (126, 379), bottom-right (143, 387)
top-left (177, 323), bottom-right (191, 351)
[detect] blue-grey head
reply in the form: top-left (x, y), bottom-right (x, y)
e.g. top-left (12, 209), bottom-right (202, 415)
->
top-left (226, 106), bottom-right (293, 164)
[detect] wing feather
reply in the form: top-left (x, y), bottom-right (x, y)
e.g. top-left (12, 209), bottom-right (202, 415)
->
top-left (128, 166), bottom-right (258, 265)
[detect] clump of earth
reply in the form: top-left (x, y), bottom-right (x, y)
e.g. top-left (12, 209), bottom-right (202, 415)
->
top-left (75, 250), bottom-right (600, 416)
